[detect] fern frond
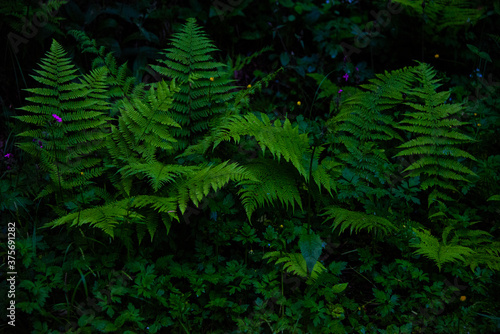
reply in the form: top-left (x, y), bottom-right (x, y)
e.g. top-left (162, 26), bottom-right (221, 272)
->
top-left (263, 251), bottom-right (326, 282)
top-left (326, 66), bottom-right (413, 199)
top-left (394, 0), bottom-right (483, 31)
top-left (321, 206), bottom-right (397, 236)
top-left (213, 112), bottom-right (312, 177)
top-left (44, 199), bottom-right (142, 238)
top-left (410, 228), bottom-right (475, 271)
top-left (393, 62), bottom-right (477, 206)
top-left (118, 162), bottom-right (193, 192)
top-left (237, 159), bottom-right (303, 222)
top-left (151, 18), bottom-right (237, 150)
top-left (14, 40), bottom-right (111, 200)
top-left (107, 79), bottom-right (181, 167)
top-left (175, 160), bottom-right (259, 214)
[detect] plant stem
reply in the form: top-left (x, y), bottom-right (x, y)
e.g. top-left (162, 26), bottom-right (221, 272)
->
top-left (307, 145), bottom-right (316, 232)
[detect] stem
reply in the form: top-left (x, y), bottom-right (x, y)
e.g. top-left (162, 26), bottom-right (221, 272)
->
top-left (49, 126), bottom-right (63, 204)
top-left (309, 70), bottom-right (337, 119)
top-left (281, 269), bottom-right (284, 317)
top-left (179, 319), bottom-right (190, 334)
top-left (307, 145), bottom-right (317, 232)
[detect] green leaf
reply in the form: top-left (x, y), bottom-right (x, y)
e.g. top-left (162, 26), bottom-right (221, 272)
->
top-left (332, 283), bottom-right (348, 293)
top-left (487, 194), bottom-right (500, 201)
top-left (279, 0), bottom-right (294, 8)
top-left (467, 44), bottom-right (492, 62)
top-left (478, 51), bottom-right (492, 62)
top-left (466, 44), bottom-right (479, 54)
top-left (280, 52), bottom-right (290, 66)
top-left (299, 232), bottom-right (323, 275)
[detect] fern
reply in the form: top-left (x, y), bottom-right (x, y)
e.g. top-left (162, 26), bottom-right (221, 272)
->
top-left (68, 29), bottom-right (138, 117)
top-left (321, 206), bottom-right (397, 237)
top-left (22, 37), bottom-right (257, 240)
top-left (263, 251), bottom-right (326, 282)
top-left (107, 79), bottom-right (181, 165)
top-left (151, 18), bottom-right (236, 150)
top-left (394, 0), bottom-right (484, 31)
top-left (394, 62), bottom-right (477, 206)
top-left (325, 62), bottom-right (479, 210)
top-left (14, 40), bottom-right (111, 200)
top-left (45, 195), bottom-right (179, 240)
top-left (174, 160), bottom-right (259, 215)
top-left (177, 111), bottom-right (339, 221)
top-left (410, 228), bottom-right (475, 271)
top-left (237, 159), bottom-right (303, 222)
top-left (326, 66), bottom-right (412, 202)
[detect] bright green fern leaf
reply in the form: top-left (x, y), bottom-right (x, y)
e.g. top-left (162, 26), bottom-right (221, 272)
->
top-left (321, 206), bottom-right (397, 236)
top-left (410, 228), bottom-right (475, 271)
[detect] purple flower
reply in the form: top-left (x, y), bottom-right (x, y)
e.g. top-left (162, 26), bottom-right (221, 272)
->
top-left (7, 166), bottom-right (11, 170)
top-left (355, 67), bottom-right (359, 71)
top-left (4, 153), bottom-right (11, 158)
top-left (338, 89), bottom-right (343, 94)
top-left (343, 73), bottom-right (349, 81)
top-left (52, 114), bottom-right (62, 122)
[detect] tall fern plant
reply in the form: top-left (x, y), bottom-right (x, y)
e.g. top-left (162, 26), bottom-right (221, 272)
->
top-left (14, 40), bottom-right (111, 203)
top-left (322, 62), bottom-right (477, 235)
top-left (151, 18), bottom-right (236, 151)
top-left (394, 62), bottom-right (477, 207)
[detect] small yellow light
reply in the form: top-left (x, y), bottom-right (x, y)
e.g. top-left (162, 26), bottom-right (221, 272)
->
top-left (80, 172), bottom-right (84, 175)
top-left (460, 296), bottom-right (466, 302)
top-left (210, 77), bottom-right (214, 81)
top-left (280, 224), bottom-right (283, 228)
top-left (297, 101), bottom-right (301, 106)
top-left (474, 113), bottom-right (477, 116)
top-left (247, 84), bottom-right (252, 88)
top-left (434, 54), bottom-right (439, 59)
top-left (477, 123), bottom-right (481, 127)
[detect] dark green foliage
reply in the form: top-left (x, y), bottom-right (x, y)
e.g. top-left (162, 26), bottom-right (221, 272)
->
top-left (395, 0), bottom-right (484, 31)
top-left (3, 6), bottom-right (500, 334)
top-left (299, 232), bottom-right (323, 275)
